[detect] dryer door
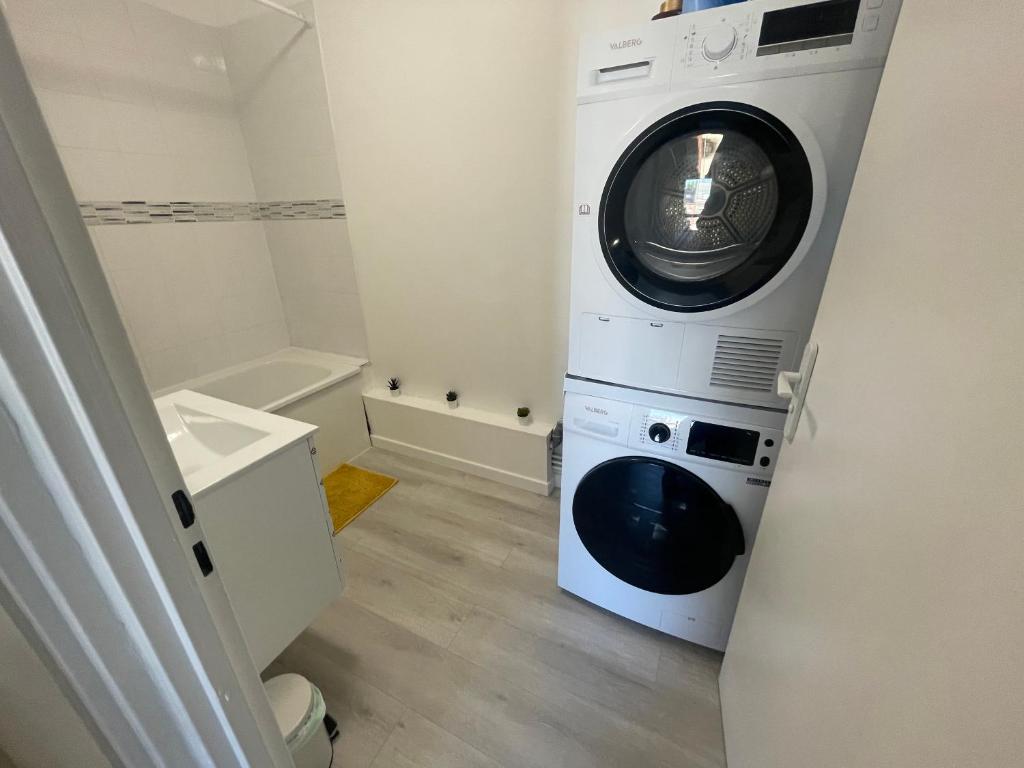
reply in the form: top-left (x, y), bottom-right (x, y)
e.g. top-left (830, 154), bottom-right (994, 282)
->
top-left (600, 101), bottom-right (813, 313)
top-left (573, 457), bottom-right (745, 595)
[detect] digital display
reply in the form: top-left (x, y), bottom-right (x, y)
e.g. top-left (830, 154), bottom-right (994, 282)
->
top-left (687, 421), bottom-right (760, 466)
top-left (758, 0), bottom-right (859, 50)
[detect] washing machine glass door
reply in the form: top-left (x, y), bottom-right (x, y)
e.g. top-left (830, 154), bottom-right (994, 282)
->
top-left (573, 457), bottom-right (745, 595)
top-left (600, 101), bottom-right (813, 313)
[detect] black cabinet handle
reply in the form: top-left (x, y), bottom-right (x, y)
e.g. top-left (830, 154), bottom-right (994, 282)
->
top-left (172, 490), bottom-right (195, 529)
top-left (192, 542), bottom-right (214, 577)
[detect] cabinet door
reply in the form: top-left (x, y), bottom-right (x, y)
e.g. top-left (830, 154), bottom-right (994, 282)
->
top-left (198, 441), bottom-right (341, 671)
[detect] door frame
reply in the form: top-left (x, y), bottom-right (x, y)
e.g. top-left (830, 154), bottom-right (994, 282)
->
top-left (0, 14), bottom-right (291, 767)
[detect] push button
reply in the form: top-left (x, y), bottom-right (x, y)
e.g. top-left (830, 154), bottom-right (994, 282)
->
top-left (759, 456), bottom-right (771, 468)
top-left (863, 14), bottom-right (879, 31)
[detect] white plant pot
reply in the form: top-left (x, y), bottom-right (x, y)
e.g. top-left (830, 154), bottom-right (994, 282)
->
top-left (447, 400), bottom-right (459, 409)
top-left (389, 388), bottom-right (401, 397)
top-left (518, 414), bottom-right (532, 426)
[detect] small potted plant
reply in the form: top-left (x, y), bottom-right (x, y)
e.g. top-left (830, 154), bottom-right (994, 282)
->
top-left (517, 406), bottom-right (532, 426)
top-left (387, 377), bottom-right (401, 396)
top-left (445, 390), bottom-right (459, 409)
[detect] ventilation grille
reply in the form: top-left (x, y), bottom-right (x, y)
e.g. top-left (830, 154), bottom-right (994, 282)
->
top-left (549, 420), bottom-right (564, 488)
top-left (709, 335), bottom-right (784, 393)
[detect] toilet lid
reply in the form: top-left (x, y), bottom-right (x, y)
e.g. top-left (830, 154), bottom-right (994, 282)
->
top-left (264, 673), bottom-right (314, 743)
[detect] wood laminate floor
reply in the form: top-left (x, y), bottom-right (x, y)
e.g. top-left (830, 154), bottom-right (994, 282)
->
top-left (267, 448), bottom-right (727, 768)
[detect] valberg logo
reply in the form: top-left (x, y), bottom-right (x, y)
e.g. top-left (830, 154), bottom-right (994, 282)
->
top-left (610, 38), bottom-right (642, 50)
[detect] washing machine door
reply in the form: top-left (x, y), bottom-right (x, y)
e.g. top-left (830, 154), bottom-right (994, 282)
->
top-left (600, 101), bottom-right (813, 313)
top-left (573, 457), bottom-right (745, 595)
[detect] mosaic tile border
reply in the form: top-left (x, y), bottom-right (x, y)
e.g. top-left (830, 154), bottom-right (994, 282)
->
top-left (79, 199), bottom-right (346, 226)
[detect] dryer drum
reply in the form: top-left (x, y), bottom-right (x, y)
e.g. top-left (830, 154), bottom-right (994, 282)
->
top-left (600, 101), bottom-right (813, 313)
top-left (627, 130), bottom-right (780, 282)
top-left (572, 457), bottom-right (745, 595)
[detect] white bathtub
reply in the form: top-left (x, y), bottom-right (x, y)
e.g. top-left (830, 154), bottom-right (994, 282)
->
top-left (157, 347), bottom-right (370, 474)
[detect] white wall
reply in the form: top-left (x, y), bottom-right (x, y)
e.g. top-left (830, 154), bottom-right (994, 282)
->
top-left (313, 0), bottom-right (662, 424)
top-left (719, 1), bottom-right (1024, 766)
top-left (0, 603), bottom-right (112, 768)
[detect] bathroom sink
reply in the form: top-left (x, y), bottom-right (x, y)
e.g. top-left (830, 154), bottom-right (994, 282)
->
top-left (155, 390), bottom-right (317, 495)
top-left (158, 402), bottom-right (270, 475)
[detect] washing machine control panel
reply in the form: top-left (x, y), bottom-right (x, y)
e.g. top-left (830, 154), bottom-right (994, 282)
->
top-left (564, 393), bottom-right (783, 476)
top-left (629, 406), bottom-right (782, 476)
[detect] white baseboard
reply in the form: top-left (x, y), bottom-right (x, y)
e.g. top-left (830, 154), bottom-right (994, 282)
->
top-left (369, 435), bottom-right (552, 495)
top-left (363, 391), bottom-right (553, 496)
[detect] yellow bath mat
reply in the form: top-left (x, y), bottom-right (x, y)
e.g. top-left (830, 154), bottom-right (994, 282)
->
top-left (323, 464), bottom-right (397, 534)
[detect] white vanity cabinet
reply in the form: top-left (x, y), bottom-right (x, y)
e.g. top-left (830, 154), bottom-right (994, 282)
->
top-left (156, 390), bottom-right (342, 671)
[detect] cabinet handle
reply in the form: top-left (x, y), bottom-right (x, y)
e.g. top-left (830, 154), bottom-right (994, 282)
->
top-left (192, 542), bottom-right (214, 577)
top-left (172, 490), bottom-right (195, 529)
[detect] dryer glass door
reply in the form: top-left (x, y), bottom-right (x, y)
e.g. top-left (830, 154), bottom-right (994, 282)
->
top-left (600, 101), bottom-right (813, 312)
top-left (572, 457), bottom-right (745, 595)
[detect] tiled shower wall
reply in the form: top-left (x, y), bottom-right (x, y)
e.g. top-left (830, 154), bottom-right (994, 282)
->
top-left (5, 0), bottom-right (367, 388)
top-left (223, 1), bottom-right (368, 357)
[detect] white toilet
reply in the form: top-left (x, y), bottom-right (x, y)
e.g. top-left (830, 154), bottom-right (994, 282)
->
top-left (264, 673), bottom-right (334, 767)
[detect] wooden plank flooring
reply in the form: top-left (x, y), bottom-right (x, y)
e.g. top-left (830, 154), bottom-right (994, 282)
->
top-left (268, 448), bottom-right (727, 768)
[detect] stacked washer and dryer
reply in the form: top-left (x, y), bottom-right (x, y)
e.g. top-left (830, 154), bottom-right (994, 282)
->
top-left (558, 0), bottom-right (901, 651)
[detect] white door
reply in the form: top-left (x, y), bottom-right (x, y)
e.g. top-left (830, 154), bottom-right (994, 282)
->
top-left (719, 2), bottom-right (1024, 767)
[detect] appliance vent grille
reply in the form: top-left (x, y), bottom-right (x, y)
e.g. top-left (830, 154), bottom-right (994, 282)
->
top-left (709, 335), bottom-right (784, 393)
top-left (549, 420), bottom-right (563, 488)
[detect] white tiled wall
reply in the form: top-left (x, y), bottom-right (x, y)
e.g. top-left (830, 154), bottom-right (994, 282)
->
top-left (223, 1), bottom-right (368, 358)
top-left (262, 220), bottom-right (368, 357)
top-left (8, 0), bottom-right (258, 201)
top-left (90, 222), bottom-right (288, 389)
top-left (5, 0), bottom-right (287, 389)
top-left (6, 0), bottom-right (368, 385)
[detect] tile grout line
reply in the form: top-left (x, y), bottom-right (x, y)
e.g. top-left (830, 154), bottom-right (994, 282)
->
top-left (365, 714), bottom-right (401, 768)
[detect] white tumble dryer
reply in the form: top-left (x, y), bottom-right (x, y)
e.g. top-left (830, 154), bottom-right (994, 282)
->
top-left (558, 377), bottom-right (785, 651)
top-left (568, 0), bottom-right (901, 408)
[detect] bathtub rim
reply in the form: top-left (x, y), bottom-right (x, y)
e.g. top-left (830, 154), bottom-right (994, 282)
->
top-left (153, 347), bottom-right (369, 412)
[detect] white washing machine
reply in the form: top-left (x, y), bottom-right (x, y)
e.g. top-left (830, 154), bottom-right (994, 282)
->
top-left (568, 0), bottom-right (901, 408)
top-left (558, 376), bottom-right (785, 650)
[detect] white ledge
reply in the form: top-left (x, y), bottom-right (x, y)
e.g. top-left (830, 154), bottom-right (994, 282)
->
top-left (363, 389), bottom-right (553, 437)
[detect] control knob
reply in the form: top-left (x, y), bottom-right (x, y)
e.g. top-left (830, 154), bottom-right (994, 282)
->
top-left (702, 25), bottom-right (737, 61)
top-left (648, 422), bottom-right (672, 444)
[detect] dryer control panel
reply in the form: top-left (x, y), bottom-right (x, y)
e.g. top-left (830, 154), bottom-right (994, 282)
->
top-left (675, 0), bottom-right (901, 81)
